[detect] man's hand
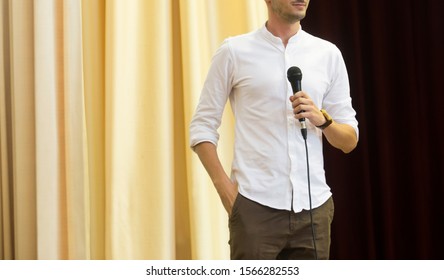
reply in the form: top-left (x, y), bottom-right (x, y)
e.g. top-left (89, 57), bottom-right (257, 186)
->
top-left (215, 180), bottom-right (238, 216)
top-left (289, 91), bottom-right (325, 126)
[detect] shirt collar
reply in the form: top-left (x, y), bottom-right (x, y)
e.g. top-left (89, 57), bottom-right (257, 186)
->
top-left (260, 22), bottom-right (304, 48)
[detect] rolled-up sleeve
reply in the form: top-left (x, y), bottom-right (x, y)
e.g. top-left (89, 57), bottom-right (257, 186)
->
top-left (189, 39), bottom-right (235, 149)
top-left (323, 46), bottom-right (359, 139)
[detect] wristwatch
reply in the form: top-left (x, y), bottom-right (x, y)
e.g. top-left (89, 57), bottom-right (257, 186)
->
top-left (316, 109), bottom-right (333, 130)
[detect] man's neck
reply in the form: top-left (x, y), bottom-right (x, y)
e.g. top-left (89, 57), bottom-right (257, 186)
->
top-left (265, 18), bottom-right (301, 47)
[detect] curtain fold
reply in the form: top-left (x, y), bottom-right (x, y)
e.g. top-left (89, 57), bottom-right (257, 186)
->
top-left (0, 0), bottom-right (14, 260)
top-left (81, 0), bottom-right (106, 260)
top-left (104, 0), bottom-right (175, 259)
top-left (62, 0), bottom-right (90, 260)
top-left (8, 0), bottom-right (37, 260)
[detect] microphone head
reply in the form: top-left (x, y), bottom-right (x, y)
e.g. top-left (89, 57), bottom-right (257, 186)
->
top-left (287, 66), bottom-right (302, 81)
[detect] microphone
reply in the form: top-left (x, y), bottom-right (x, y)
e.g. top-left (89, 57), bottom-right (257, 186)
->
top-left (287, 66), bottom-right (307, 139)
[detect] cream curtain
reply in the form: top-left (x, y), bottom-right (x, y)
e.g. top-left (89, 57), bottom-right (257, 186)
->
top-left (0, 0), bottom-right (267, 260)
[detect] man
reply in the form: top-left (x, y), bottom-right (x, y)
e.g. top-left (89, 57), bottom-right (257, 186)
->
top-left (189, 0), bottom-right (358, 260)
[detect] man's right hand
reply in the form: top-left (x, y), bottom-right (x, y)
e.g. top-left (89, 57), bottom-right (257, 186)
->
top-left (215, 180), bottom-right (238, 216)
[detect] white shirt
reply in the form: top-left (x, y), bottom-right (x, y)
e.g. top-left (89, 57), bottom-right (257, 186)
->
top-left (190, 25), bottom-right (358, 212)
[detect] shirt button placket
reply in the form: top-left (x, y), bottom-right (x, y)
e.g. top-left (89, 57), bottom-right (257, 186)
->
top-left (284, 50), bottom-right (298, 210)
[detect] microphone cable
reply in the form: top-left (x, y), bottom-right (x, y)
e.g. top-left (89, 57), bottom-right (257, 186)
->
top-left (301, 130), bottom-right (318, 260)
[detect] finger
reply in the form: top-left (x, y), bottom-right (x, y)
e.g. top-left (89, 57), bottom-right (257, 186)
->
top-left (292, 98), bottom-right (308, 109)
top-left (291, 101), bottom-right (301, 111)
top-left (294, 105), bottom-right (305, 115)
top-left (292, 91), bottom-right (305, 98)
top-left (293, 91), bottom-right (309, 98)
top-left (294, 111), bottom-right (306, 120)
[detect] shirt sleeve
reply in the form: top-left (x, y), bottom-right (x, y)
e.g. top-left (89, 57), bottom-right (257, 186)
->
top-left (189, 39), bottom-right (235, 149)
top-left (322, 46), bottom-right (359, 139)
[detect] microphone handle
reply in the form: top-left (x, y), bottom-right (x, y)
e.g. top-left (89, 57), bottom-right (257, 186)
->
top-left (293, 81), bottom-right (307, 139)
top-left (294, 81), bottom-right (306, 124)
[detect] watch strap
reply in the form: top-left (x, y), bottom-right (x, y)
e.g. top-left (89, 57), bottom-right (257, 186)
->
top-left (317, 109), bottom-right (333, 130)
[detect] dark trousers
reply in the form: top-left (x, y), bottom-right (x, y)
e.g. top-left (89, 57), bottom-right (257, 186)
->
top-left (229, 194), bottom-right (334, 260)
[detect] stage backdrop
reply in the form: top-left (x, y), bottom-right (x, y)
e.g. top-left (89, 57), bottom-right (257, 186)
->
top-left (304, 0), bottom-right (444, 259)
top-left (1, 0), bottom-right (443, 260)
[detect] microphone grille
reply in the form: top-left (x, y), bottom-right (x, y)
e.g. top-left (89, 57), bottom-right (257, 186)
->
top-left (287, 66), bottom-right (302, 80)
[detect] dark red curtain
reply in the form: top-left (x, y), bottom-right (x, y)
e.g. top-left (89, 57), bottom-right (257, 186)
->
top-left (303, 0), bottom-right (444, 259)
